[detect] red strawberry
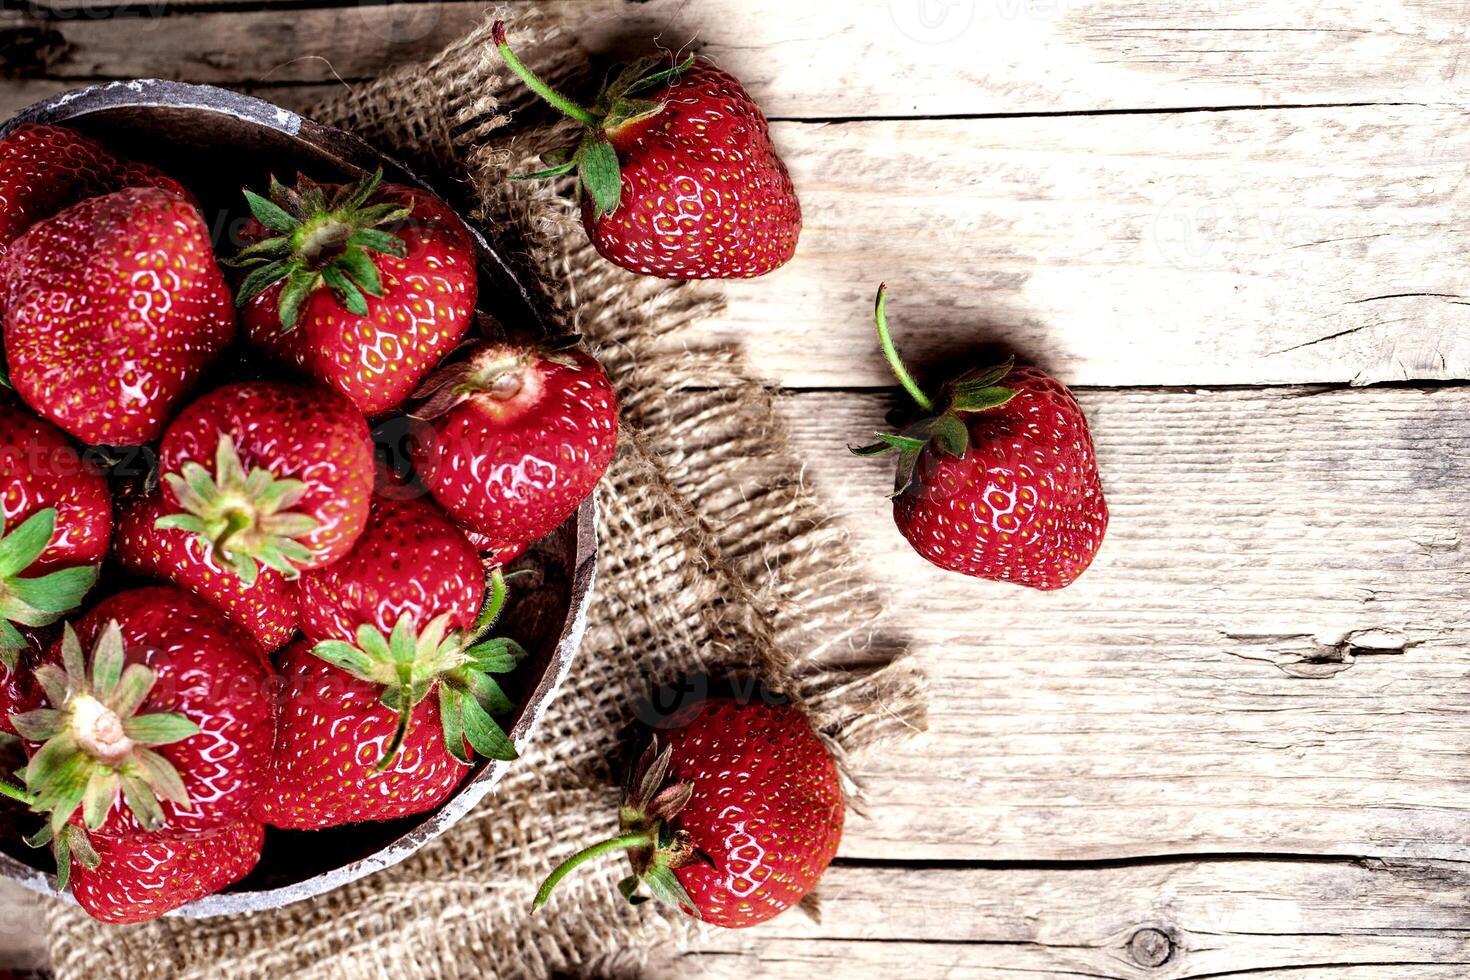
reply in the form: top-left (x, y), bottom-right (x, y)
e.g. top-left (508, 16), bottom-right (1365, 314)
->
top-left (113, 490), bottom-right (298, 656)
top-left (0, 124), bottom-right (116, 249)
top-left (0, 400), bottom-right (110, 665)
top-left (256, 493), bottom-right (518, 830)
top-left (10, 587), bottom-right (276, 843)
top-left (0, 627), bottom-right (47, 735)
top-left (232, 170), bottom-right (477, 416)
top-left (409, 343), bottom-right (618, 555)
top-left (534, 696), bottom-right (844, 928)
top-left (157, 381), bottom-right (374, 586)
top-left (0, 188), bottom-right (236, 445)
top-left (493, 22), bottom-right (800, 279)
top-left (853, 286), bottom-right (1108, 589)
top-left (112, 161), bottom-right (198, 205)
top-left (70, 819), bottom-right (264, 924)
top-left (461, 527), bottom-right (527, 568)
top-left (0, 124), bottom-right (200, 253)
top-left (293, 493), bottom-right (481, 645)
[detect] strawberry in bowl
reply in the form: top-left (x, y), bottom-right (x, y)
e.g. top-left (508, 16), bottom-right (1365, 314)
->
top-left (232, 170), bottom-right (478, 417)
top-left (0, 81), bottom-right (600, 923)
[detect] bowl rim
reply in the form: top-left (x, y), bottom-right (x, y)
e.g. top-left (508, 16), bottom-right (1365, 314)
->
top-left (0, 80), bottom-right (598, 917)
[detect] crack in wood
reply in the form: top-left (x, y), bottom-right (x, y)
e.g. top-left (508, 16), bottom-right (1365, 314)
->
top-left (1221, 628), bottom-right (1416, 678)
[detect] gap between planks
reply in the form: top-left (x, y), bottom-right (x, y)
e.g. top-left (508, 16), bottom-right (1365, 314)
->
top-left (10, 0), bottom-right (1470, 115)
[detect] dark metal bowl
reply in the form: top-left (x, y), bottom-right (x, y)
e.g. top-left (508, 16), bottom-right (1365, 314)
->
top-left (0, 81), bottom-right (596, 916)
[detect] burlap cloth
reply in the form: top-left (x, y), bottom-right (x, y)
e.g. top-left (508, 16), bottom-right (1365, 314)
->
top-left (44, 10), bottom-right (923, 977)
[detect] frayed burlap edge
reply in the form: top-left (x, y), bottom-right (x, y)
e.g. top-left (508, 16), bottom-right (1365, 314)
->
top-left (44, 10), bottom-right (924, 979)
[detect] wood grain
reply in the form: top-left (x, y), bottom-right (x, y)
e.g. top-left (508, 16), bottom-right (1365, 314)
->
top-left (15, 0), bottom-right (1470, 115)
top-left (5, 15), bottom-right (1468, 388)
top-left (687, 107), bottom-right (1470, 388)
top-left (766, 387), bottom-right (1470, 861)
top-left (671, 859), bottom-right (1470, 978)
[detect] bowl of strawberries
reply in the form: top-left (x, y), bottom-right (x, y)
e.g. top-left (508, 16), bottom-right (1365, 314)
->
top-left (0, 80), bottom-right (612, 923)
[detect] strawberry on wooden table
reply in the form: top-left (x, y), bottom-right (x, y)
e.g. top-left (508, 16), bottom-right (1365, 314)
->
top-left (113, 489), bottom-right (299, 656)
top-left (493, 21), bottom-right (801, 280)
top-left (69, 818), bottom-right (264, 924)
top-left (410, 341), bottom-right (618, 559)
top-left (853, 285), bottom-right (1108, 590)
top-left (232, 170), bottom-right (478, 416)
top-left (9, 587), bottom-right (276, 844)
top-left (157, 381), bottom-right (375, 586)
top-left (0, 400), bottom-right (110, 666)
top-left (0, 187), bottom-right (236, 446)
top-left (257, 493), bottom-right (520, 830)
top-left (535, 696), bottom-right (844, 928)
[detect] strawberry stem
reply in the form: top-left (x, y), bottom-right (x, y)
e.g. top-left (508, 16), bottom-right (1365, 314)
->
top-left (874, 284), bottom-right (935, 413)
top-left (0, 779), bottom-right (34, 806)
top-left (492, 22), bottom-right (601, 128)
top-left (532, 831), bottom-right (656, 911)
top-left (375, 686), bottom-right (413, 773)
top-left (472, 568), bottom-right (509, 637)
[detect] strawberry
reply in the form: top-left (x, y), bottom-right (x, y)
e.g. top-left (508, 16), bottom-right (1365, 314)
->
top-left (113, 489), bottom-right (298, 656)
top-left (69, 818), bottom-right (264, 924)
top-left (0, 124), bottom-right (197, 252)
top-left (461, 528), bottom-right (527, 568)
top-left (256, 493), bottom-right (519, 830)
top-left (534, 696), bottom-right (844, 928)
top-left (493, 22), bottom-right (800, 280)
top-left (409, 342), bottom-right (618, 556)
top-left (112, 161), bottom-right (197, 205)
top-left (0, 400), bottom-right (110, 666)
top-left (156, 381), bottom-right (374, 586)
top-left (0, 627), bottom-right (47, 735)
top-left (0, 188), bottom-right (236, 446)
top-left (9, 587), bottom-right (276, 844)
top-left (231, 170), bottom-right (478, 416)
top-left (852, 286), bottom-right (1108, 590)
top-left (0, 124), bottom-right (116, 250)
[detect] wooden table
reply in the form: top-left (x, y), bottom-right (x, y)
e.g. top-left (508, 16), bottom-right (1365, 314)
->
top-left (4, 1), bottom-right (1470, 975)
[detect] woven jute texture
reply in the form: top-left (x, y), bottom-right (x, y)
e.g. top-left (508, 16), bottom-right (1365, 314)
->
top-left (44, 10), bottom-right (922, 978)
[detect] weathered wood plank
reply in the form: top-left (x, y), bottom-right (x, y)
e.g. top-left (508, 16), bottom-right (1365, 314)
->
top-left (15, 0), bottom-right (1470, 115)
top-left (762, 386), bottom-right (1470, 861)
top-left (668, 860), bottom-right (1470, 979)
top-left (688, 107), bottom-right (1470, 388)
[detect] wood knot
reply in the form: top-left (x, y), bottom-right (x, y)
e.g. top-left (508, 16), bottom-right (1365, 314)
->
top-left (1128, 927), bottom-right (1173, 968)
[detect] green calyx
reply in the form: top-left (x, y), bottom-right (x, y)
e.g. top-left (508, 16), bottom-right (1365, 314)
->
top-left (309, 604), bottom-right (524, 772)
top-left (850, 284), bottom-right (1020, 497)
top-left (10, 622), bottom-right (199, 840)
top-left (5, 772), bottom-right (103, 892)
top-left (492, 20), bottom-right (695, 219)
top-left (156, 434), bottom-right (319, 588)
top-left (231, 168), bottom-right (410, 331)
top-left (532, 736), bottom-right (710, 917)
top-left (0, 509), bottom-right (100, 670)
